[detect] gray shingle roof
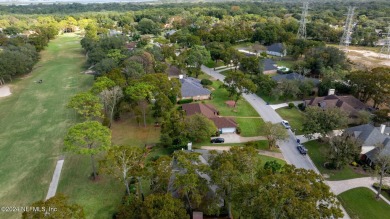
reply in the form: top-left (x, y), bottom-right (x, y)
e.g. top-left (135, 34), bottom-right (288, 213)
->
top-left (263, 58), bottom-right (278, 71)
top-left (272, 73), bottom-right (320, 85)
top-left (266, 43), bottom-right (284, 53)
top-left (180, 77), bottom-right (211, 98)
top-left (345, 124), bottom-right (390, 147)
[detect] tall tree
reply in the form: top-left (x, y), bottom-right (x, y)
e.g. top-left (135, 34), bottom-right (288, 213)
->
top-left (303, 106), bottom-right (348, 138)
top-left (22, 194), bottom-right (85, 219)
top-left (184, 114), bottom-right (217, 143)
top-left (183, 45), bottom-right (211, 77)
top-left (149, 156), bottom-right (173, 193)
top-left (224, 71), bottom-right (257, 107)
top-left (67, 92), bottom-right (103, 120)
top-left (142, 194), bottom-right (189, 219)
top-left (64, 121), bottom-right (111, 180)
top-left (326, 133), bottom-right (362, 169)
top-left (100, 145), bottom-right (148, 195)
top-left (374, 145), bottom-right (390, 200)
top-left (263, 122), bottom-right (289, 149)
top-left (125, 82), bottom-right (154, 127)
top-left (100, 86), bottom-right (124, 128)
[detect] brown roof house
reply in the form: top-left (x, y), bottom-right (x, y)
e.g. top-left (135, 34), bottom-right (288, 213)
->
top-left (182, 103), bottom-right (237, 134)
top-left (305, 94), bottom-right (368, 119)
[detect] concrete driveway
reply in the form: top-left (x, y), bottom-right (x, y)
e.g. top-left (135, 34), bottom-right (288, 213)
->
top-left (214, 133), bottom-right (266, 143)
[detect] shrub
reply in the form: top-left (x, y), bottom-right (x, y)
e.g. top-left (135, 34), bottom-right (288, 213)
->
top-left (373, 183), bottom-right (390, 191)
top-left (201, 79), bottom-right (213, 86)
top-left (351, 161), bottom-right (358, 167)
top-left (177, 99), bottom-right (193, 104)
top-left (298, 103), bottom-right (306, 111)
top-left (288, 102), bottom-right (295, 109)
top-left (236, 126), bottom-right (241, 134)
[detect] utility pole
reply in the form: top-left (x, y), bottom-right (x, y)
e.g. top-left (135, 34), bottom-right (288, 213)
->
top-left (380, 25), bottom-right (390, 59)
top-left (297, 2), bottom-right (309, 40)
top-left (340, 6), bottom-right (356, 51)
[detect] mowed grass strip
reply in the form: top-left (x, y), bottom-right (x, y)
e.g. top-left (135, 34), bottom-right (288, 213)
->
top-left (338, 187), bottom-right (390, 219)
top-left (275, 106), bottom-right (304, 134)
top-left (236, 118), bottom-right (265, 137)
top-left (304, 140), bottom-right (369, 181)
top-left (0, 34), bottom-right (93, 218)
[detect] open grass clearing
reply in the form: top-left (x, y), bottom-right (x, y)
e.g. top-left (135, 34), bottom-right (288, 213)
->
top-left (204, 80), bottom-right (259, 117)
top-left (0, 34), bottom-right (97, 218)
top-left (304, 140), bottom-right (371, 181)
top-left (236, 117), bottom-right (266, 137)
top-left (338, 187), bottom-right (390, 219)
top-left (275, 106), bottom-right (304, 135)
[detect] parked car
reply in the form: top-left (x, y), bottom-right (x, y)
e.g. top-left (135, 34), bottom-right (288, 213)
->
top-left (281, 120), bottom-right (291, 129)
top-left (211, 138), bottom-right (225, 143)
top-left (297, 144), bottom-right (307, 155)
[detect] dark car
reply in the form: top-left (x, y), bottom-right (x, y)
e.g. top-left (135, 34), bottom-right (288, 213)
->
top-left (297, 145), bottom-right (307, 155)
top-left (211, 138), bottom-right (225, 143)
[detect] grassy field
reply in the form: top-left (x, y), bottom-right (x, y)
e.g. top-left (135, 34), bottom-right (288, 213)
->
top-left (0, 34), bottom-right (96, 218)
top-left (275, 106), bottom-right (304, 135)
top-left (236, 118), bottom-right (266, 137)
top-left (338, 187), bottom-right (390, 219)
top-left (204, 80), bottom-right (259, 117)
top-left (304, 140), bottom-right (370, 181)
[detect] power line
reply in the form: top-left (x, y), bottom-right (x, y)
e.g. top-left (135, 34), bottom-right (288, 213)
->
top-left (339, 6), bottom-right (356, 51)
top-left (380, 25), bottom-right (390, 59)
top-left (297, 2), bottom-right (309, 40)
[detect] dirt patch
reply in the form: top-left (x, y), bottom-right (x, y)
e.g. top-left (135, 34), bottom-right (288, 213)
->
top-left (347, 49), bottom-right (390, 68)
top-left (0, 85), bottom-right (11, 97)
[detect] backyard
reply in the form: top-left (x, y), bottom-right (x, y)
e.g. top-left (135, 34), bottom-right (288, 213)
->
top-left (304, 140), bottom-right (371, 181)
top-left (338, 187), bottom-right (390, 219)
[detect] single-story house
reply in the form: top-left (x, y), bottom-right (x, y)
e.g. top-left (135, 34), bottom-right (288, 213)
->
top-left (182, 103), bottom-right (237, 134)
top-left (179, 77), bottom-right (211, 101)
top-left (166, 65), bottom-right (182, 78)
top-left (266, 43), bottom-right (287, 57)
top-left (305, 95), bottom-right (368, 118)
top-left (272, 72), bottom-right (320, 85)
top-left (345, 124), bottom-right (390, 166)
top-left (263, 58), bottom-right (278, 74)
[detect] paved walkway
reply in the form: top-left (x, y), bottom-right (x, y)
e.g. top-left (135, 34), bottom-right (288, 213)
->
top-left (45, 157), bottom-right (64, 200)
top-left (326, 177), bottom-right (390, 205)
top-left (269, 101), bottom-right (303, 110)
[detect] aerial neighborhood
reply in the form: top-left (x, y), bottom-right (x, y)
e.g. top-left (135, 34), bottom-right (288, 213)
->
top-left (0, 1), bottom-right (390, 219)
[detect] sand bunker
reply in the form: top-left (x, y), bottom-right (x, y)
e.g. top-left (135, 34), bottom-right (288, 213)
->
top-left (0, 85), bottom-right (11, 97)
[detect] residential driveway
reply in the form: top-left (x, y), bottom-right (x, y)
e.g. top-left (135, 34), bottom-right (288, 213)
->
top-left (201, 65), bottom-right (351, 219)
top-left (269, 101), bottom-right (303, 110)
top-left (326, 177), bottom-right (390, 204)
top-left (215, 133), bottom-right (266, 143)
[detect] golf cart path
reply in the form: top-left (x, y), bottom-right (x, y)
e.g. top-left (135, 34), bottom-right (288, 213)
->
top-left (45, 157), bottom-right (64, 200)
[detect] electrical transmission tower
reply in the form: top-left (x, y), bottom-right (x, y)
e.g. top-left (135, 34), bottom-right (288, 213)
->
top-left (380, 25), bottom-right (390, 59)
top-left (340, 6), bottom-right (356, 51)
top-left (297, 2), bottom-right (309, 39)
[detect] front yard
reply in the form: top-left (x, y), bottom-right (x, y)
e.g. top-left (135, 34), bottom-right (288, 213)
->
top-left (338, 187), bottom-right (390, 219)
top-left (275, 106), bottom-right (304, 135)
top-left (236, 117), bottom-right (266, 137)
top-left (304, 140), bottom-right (371, 181)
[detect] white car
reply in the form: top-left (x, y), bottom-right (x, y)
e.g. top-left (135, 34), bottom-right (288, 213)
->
top-left (281, 120), bottom-right (291, 129)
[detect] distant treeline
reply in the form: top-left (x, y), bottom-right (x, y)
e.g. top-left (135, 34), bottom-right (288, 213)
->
top-left (0, 1), bottom-right (389, 18)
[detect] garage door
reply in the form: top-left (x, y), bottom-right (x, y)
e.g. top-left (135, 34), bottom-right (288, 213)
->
top-left (221, 127), bottom-right (236, 134)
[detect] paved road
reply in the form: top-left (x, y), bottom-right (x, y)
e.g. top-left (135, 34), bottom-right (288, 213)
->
top-left (201, 65), bottom-right (319, 172)
top-left (201, 65), bottom-right (351, 218)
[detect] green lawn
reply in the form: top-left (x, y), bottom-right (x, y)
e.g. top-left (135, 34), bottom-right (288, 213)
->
top-left (236, 118), bottom-right (266, 137)
top-left (259, 154), bottom-right (286, 166)
top-left (204, 80), bottom-right (259, 117)
top-left (275, 60), bottom-right (295, 68)
top-left (338, 187), bottom-right (390, 219)
top-left (275, 106), bottom-right (304, 135)
top-left (0, 34), bottom-right (99, 218)
top-left (304, 140), bottom-right (370, 181)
